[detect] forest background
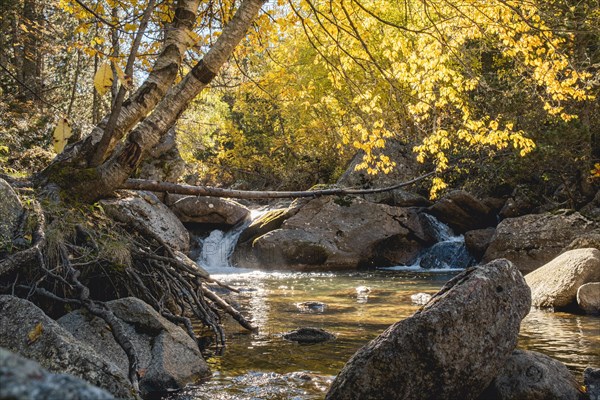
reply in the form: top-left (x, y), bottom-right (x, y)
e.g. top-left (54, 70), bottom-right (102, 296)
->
top-left (0, 0), bottom-right (599, 203)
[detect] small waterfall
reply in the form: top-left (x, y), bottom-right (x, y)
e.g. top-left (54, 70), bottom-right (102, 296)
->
top-left (197, 223), bottom-right (249, 274)
top-left (196, 207), bottom-right (270, 274)
top-left (422, 213), bottom-right (459, 242)
top-left (384, 214), bottom-right (473, 271)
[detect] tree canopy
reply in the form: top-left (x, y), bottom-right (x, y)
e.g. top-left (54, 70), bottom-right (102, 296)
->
top-left (0, 0), bottom-right (598, 198)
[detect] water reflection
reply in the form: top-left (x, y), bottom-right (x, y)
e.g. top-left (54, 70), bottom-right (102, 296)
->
top-left (172, 270), bottom-right (599, 400)
top-left (519, 308), bottom-right (600, 374)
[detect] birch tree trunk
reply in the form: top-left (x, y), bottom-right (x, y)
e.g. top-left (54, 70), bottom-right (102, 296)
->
top-left (36, 0), bottom-right (266, 202)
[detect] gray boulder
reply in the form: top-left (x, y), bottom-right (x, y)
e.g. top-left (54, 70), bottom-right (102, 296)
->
top-left (465, 228), bottom-right (496, 260)
top-left (525, 248), bottom-right (600, 309)
top-left (585, 367), bottom-right (600, 400)
top-left (0, 178), bottom-right (23, 251)
top-left (577, 282), bottom-right (600, 314)
top-left (169, 195), bottom-right (250, 227)
top-left (0, 296), bottom-right (133, 398)
top-left (479, 350), bottom-right (582, 400)
top-left (325, 259), bottom-right (531, 400)
top-left (234, 196), bottom-right (435, 270)
top-left (483, 211), bottom-right (598, 274)
top-left (100, 190), bottom-right (189, 252)
top-left (58, 297), bottom-right (210, 399)
top-left (428, 190), bottom-right (496, 234)
top-left (0, 347), bottom-right (116, 400)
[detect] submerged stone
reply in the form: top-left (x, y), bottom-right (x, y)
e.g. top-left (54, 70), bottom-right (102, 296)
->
top-left (282, 328), bottom-right (336, 344)
top-left (479, 350), bottom-right (582, 400)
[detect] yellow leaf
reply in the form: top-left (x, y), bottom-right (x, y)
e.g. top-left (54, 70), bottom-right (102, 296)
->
top-left (94, 61), bottom-right (113, 95)
top-left (113, 62), bottom-right (132, 90)
top-left (27, 322), bottom-right (44, 344)
top-left (53, 118), bottom-right (73, 153)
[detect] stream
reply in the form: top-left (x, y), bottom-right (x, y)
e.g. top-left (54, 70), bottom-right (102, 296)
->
top-left (169, 218), bottom-right (600, 400)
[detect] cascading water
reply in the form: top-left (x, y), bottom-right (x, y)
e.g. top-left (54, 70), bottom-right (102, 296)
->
top-left (196, 208), bottom-right (269, 275)
top-left (383, 214), bottom-right (474, 271)
top-left (196, 223), bottom-right (249, 274)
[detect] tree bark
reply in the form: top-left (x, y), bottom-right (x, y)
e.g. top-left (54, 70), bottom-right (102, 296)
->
top-left (20, 0), bottom-right (43, 101)
top-left (37, 0), bottom-right (267, 203)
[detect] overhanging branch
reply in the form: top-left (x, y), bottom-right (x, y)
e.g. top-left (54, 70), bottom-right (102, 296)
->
top-left (121, 171), bottom-right (435, 199)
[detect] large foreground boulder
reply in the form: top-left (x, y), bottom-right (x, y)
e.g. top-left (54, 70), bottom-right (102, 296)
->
top-left (100, 191), bottom-right (189, 252)
top-left (478, 350), bottom-right (582, 400)
top-left (525, 248), bottom-right (600, 310)
top-left (0, 296), bottom-right (133, 398)
top-left (58, 297), bottom-right (210, 399)
top-left (483, 211), bottom-right (598, 274)
top-left (233, 196), bottom-right (435, 270)
top-left (427, 190), bottom-right (496, 233)
top-left (325, 259), bottom-right (531, 400)
top-left (0, 347), bottom-right (116, 400)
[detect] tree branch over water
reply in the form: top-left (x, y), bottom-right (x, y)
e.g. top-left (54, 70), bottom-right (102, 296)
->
top-left (121, 171), bottom-right (435, 199)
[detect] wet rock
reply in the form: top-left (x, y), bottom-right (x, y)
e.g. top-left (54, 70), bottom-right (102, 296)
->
top-left (58, 297), bottom-right (210, 399)
top-left (296, 301), bottom-right (327, 313)
top-left (234, 197), bottom-right (435, 271)
top-left (584, 367), bottom-right (600, 400)
top-left (169, 196), bottom-right (250, 227)
top-left (355, 286), bottom-right (371, 304)
top-left (465, 228), bottom-right (496, 260)
top-left (410, 292), bottom-right (432, 305)
top-left (419, 240), bottom-right (473, 270)
top-left (0, 296), bottom-right (133, 398)
top-left (325, 259), bottom-right (531, 400)
top-left (428, 190), bottom-right (496, 234)
top-left (101, 190), bottom-right (189, 252)
top-left (525, 248), bottom-right (600, 310)
top-left (479, 350), bottom-right (582, 400)
top-left (283, 328), bottom-right (336, 344)
top-left (0, 178), bottom-right (23, 251)
top-left (577, 282), bottom-right (600, 314)
top-left (0, 347), bottom-right (116, 400)
top-left (483, 211), bottom-right (598, 274)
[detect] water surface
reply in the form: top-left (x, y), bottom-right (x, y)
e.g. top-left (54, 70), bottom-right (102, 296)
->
top-left (170, 269), bottom-right (600, 400)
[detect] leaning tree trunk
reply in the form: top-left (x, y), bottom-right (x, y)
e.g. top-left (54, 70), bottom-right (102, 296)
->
top-left (35, 0), bottom-right (266, 203)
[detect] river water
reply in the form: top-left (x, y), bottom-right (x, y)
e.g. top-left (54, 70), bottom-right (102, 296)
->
top-left (169, 269), bottom-right (599, 400)
top-left (168, 219), bottom-right (600, 400)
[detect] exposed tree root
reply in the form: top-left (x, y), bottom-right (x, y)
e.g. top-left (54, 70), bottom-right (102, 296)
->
top-left (0, 198), bottom-right (256, 398)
